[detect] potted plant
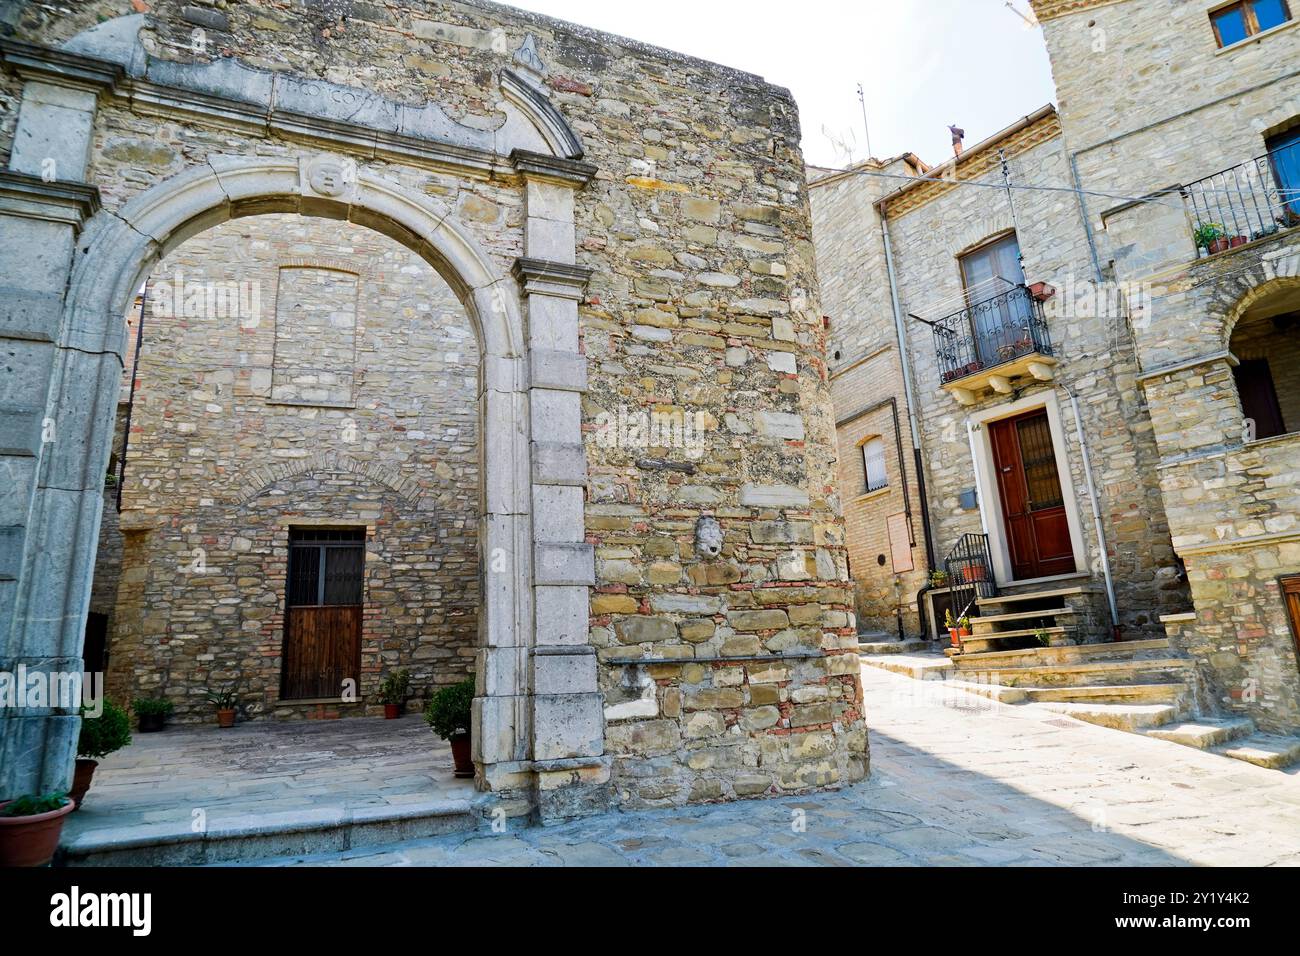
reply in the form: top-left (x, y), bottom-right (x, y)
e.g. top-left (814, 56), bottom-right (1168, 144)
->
top-left (957, 616), bottom-right (973, 639)
top-left (1194, 221), bottom-right (1230, 254)
top-left (71, 699), bottom-right (132, 809)
top-left (131, 696), bottom-right (174, 733)
top-left (378, 669), bottom-right (411, 720)
top-left (962, 563), bottom-right (988, 584)
top-left (0, 793), bottom-right (74, 867)
top-left (206, 681), bottom-right (241, 729)
top-left (424, 677), bottom-right (475, 779)
top-left (1035, 626), bottom-right (1052, 647)
top-left (944, 609), bottom-right (960, 647)
top-left (1028, 281), bottom-right (1055, 301)
top-left (929, 569), bottom-right (949, 589)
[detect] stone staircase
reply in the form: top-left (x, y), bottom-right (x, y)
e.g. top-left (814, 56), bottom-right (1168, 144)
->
top-left (862, 636), bottom-right (1300, 772)
top-left (953, 580), bottom-right (1112, 655)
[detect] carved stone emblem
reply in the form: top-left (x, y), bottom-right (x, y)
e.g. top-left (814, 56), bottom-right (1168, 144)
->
top-left (303, 154), bottom-right (358, 200)
top-left (694, 516), bottom-right (724, 560)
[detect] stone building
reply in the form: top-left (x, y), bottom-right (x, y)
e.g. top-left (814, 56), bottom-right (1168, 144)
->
top-left (811, 0), bottom-right (1300, 742)
top-left (0, 0), bottom-right (865, 820)
top-left (93, 215), bottom-right (481, 721)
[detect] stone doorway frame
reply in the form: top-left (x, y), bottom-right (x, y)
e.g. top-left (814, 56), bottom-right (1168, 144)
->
top-left (0, 23), bottom-right (607, 818)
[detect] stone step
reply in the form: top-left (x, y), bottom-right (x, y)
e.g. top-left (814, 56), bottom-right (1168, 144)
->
top-left (971, 607), bottom-right (1075, 631)
top-left (1212, 734), bottom-right (1300, 770)
top-left (858, 638), bottom-right (929, 655)
top-left (859, 653), bottom-right (954, 681)
top-left (952, 657), bottom-right (1195, 689)
top-left (951, 637), bottom-right (1170, 669)
top-left (1145, 718), bottom-right (1256, 750)
top-left (1034, 701), bottom-right (1182, 732)
top-left (58, 798), bottom-right (480, 867)
top-left (1021, 683), bottom-right (1186, 705)
top-left (977, 585), bottom-right (1100, 608)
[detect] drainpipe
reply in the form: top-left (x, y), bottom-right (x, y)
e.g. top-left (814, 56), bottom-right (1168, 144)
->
top-left (1058, 382), bottom-right (1121, 636)
top-left (881, 211), bottom-right (936, 571)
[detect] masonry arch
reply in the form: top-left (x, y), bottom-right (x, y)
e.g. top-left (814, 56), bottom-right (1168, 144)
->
top-left (1223, 274), bottom-right (1300, 442)
top-left (10, 143), bottom-right (600, 810)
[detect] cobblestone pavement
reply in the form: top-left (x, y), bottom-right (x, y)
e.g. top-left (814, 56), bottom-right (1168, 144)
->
top-left (249, 666), bottom-right (1300, 867)
top-left (64, 717), bottom-right (473, 847)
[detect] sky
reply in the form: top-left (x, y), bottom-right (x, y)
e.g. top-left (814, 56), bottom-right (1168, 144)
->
top-left (500, 0), bottom-right (1059, 170)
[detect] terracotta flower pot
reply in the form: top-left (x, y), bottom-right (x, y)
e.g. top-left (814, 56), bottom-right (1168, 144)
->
top-left (962, 565), bottom-right (988, 583)
top-left (1229, 235), bottom-right (1248, 248)
top-left (948, 627), bottom-right (961, 647)
top-left (138, 712), bottom-right (165, 733)
top-left (958, 627), bottom-right (972, 638)
top-left (1028, 282), bottom-right (1056, 301)
top-left (0, 798), bottom-right (74, 867)
top-left (216, 708), bottom-right (236, 729)
top-left (449, 732), bottom-right (474, 779)
top-left (1208, 238), bottom-right (1232, 254)
top-left (69, 758), bottom-right (98, 810)
top-left (383, 703), bottom-right (402, 720)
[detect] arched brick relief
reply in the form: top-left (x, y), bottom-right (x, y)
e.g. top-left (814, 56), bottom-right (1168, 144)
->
top-left (232, 451), bottom-right (426, 506)
top-left (947, 219), bottom-right (1017, 261)
top-left (1221, 270), bottom-right (1300, 347)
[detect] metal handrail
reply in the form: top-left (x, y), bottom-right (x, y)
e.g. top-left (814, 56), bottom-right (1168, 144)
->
top-left (943, 532), bottom-right (996, 623)
top-left (1185, 139), bottom-right (1300, 257)
top-left (931, 285), bottom-right (1052, 386)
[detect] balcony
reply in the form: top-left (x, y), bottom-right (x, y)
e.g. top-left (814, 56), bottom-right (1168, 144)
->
top-left (1185, 138), bottom-right (1300, 258)
top-left (931, 284), bottom-right (1057, 406)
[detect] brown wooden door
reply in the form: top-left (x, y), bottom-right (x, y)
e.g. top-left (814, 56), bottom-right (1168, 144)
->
top-left (989, 410), bottom-right (1076, 580)
top-left (1284, 576), bottom-right (1300, 664)
top-left (281, 529), bottom-right (364, 701)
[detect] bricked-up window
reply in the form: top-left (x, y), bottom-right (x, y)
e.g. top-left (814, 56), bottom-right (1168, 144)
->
top-left (1211, 0), bottom-right (1291, 47)
top-left (271, 267), bottom-right (359, 406)
top-left (862, 436), bottom-right (889, 493)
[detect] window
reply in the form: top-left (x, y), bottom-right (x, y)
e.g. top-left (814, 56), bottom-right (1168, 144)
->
top-left (1211, 0), bottom-right (1292, 48)
top-left (862, 436), bottom-right (888, 493)
top-left (1266, 126), bottom-right (1300, 223)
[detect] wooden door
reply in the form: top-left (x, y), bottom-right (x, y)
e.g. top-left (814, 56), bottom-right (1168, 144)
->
top-left (1235, 359), bottom-right (1286, 440)
top-left (1284, 576), bottom-right (1300, 664)
top-left (989, 410), bottom-right (1076, 580)
top-left (281, 529), bottom-right (364, 701)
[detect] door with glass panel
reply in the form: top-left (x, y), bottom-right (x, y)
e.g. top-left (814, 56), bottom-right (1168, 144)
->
top-left (959, 233), bottom-right (1031, 368)
top-left (281, 528), bottom-right (365, 701)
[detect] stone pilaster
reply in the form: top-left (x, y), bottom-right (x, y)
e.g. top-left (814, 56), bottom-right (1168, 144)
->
top-left (0, 42), bottom-right (117, 799)
top-left (508, 149), bottom-right (608, 819)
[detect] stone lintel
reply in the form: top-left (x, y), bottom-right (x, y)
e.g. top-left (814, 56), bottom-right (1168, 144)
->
top-left (512, 257), bottom-right (593, 300)
top-left (0, 170), bottom-right (102, 228)
top-left (0, 39), bottom-right (124, 95)
top-left (510, 148), bottom-right (598, 188)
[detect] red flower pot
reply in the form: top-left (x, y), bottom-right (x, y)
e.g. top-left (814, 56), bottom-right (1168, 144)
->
top-left (216, 708), bottom-right (236, 729)
top-left (0, 798), bottom-right (74, 867)
top-left (449, 733), bottom-right (474, 779)
top-left (1028, 282), bottom-right (1056, 301)
top-left (69, 758), bottom-right (98, 810)
top-left (948, 627), bottom-right (961, 647)
top-left (383, 703), bottom-right (402, 720)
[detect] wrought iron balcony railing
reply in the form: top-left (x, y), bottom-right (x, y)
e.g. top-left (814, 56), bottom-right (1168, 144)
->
top-left (931, 284), bottom-right (1053, 386)
top-left (1185, 138), bottom-right (1300, 258)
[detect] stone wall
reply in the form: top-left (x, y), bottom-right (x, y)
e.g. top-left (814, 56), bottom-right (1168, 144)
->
top-left (97, 214), bottom-right (480, 721)
top-left (813, 114), bottom-right (1189, 643)
top-left (1035, 0), bottom-right (1300, 732)
top-left (2, 0), bottom-right (865, 808)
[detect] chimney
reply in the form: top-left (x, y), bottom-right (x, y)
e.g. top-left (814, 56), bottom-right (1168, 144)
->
top-left (948, 124), bottom-right (965, 158)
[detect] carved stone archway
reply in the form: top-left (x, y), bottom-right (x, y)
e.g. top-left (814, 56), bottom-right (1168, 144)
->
top-left (0, 16), bottom-right (605, 818)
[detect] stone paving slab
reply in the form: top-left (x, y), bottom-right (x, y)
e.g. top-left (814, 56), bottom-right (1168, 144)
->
top-left (62, 716), bottom-right (475, 859)
top-left (238, 666), bottom-right (1300, 867)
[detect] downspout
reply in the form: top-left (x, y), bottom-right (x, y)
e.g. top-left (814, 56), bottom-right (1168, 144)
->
top-left (1058, 382), bottom-right (1121, 636)
top-left (883, 209), bottom-right (940, 643)
top-left (881, 210), bottom-right (936, 571)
